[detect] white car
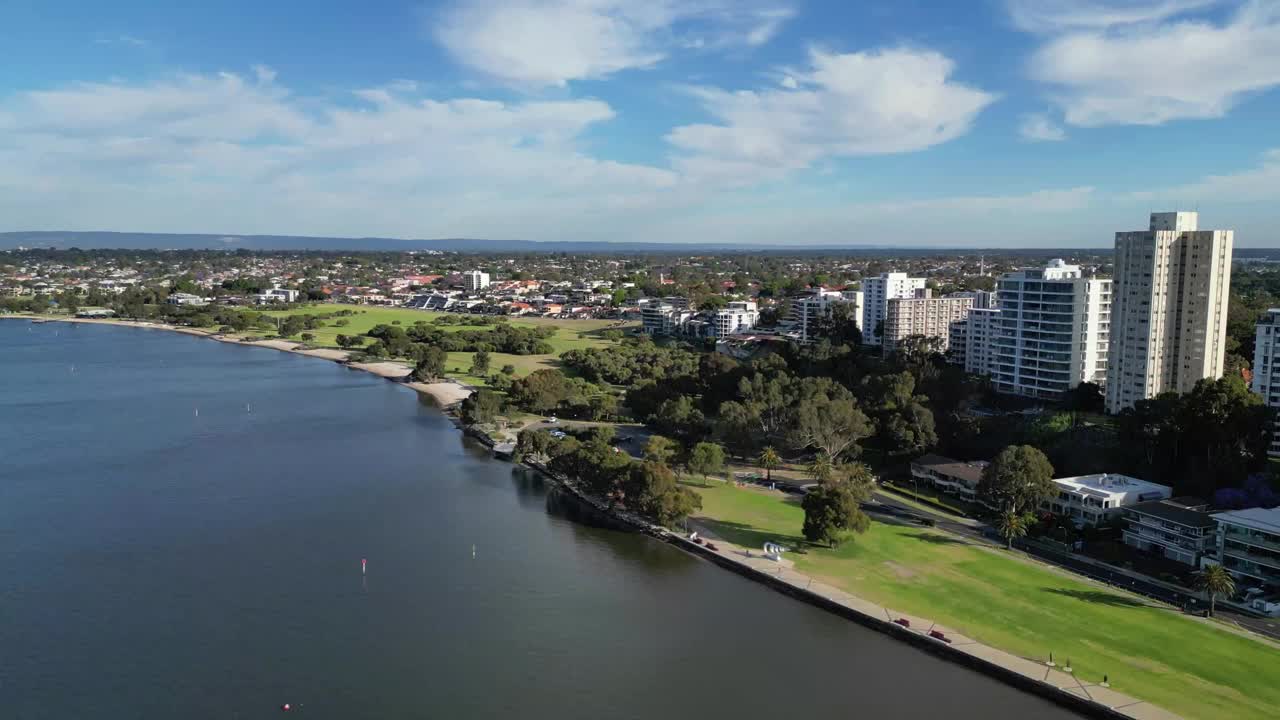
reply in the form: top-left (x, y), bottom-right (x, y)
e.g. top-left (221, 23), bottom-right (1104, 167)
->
top-left (545, 417), bottom-right (557, 423)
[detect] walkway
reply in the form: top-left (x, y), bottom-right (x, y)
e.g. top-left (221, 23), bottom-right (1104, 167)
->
top-left (685, 527), bottom-right (1182, 720)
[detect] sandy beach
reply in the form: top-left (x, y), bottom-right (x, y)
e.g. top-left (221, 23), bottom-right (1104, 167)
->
top-left (2, 315), bottom-right (475, 407)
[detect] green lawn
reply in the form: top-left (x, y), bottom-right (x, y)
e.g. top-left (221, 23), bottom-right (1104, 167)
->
top-left (258, 305), bottom-right (630, 386)
top-left (690, 482), bottom-right (1280, 720)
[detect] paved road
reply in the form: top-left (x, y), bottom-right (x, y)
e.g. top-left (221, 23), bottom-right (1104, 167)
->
top-left (867, 490), bottom-right (1280, 642)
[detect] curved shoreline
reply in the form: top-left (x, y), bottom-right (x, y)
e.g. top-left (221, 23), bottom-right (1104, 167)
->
top-left (8, 314), bottom-right (1182, 720)
top-left (4, 315), bottom-right (475, 407)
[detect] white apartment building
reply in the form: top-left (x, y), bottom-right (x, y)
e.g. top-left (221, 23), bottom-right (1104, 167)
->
top-left (462, 270), bottom-right (491, 292)
top-left (165, 292), bottom-right (207, 306)
top-left (641, 303), bottom-right (694, 336)
top-left (783, 289), bottom-right (862, 344)
top-left (1106, 212), bottom-right (1233, 414)
top-left (881, 293), bottom-right (973, 358)
top-left (1042, 473), bottom-right (1172, 527)
top-left (1209, 507), bottom-right (1280, 599)
top-left (862, 273), bottom-right (926, 346)
top-left (988, 260), bottom-right (1110, 400)
top-left (712, 301), bottom-right (758, 337)
top-left (1253, 309), bottom-right (1280, 455)
top-left (964, 307), bottom-right (1001, 376)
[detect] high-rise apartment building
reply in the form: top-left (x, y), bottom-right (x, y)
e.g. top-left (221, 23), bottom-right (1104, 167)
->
top-left (964, 307), bottom-right (1001, 376)
top-left (712, 301), bottom-right (759, 337)
top-left (862, 273), bottom-right (926, 346)
top-left (462, 270), bottom-right (491, 292)
top-left (990, 260), bottom-right (1110, 400)
top-left (1251, 309), bottom-right (1280, 456)
top-left (882, 293), bottom-right (974, 358)
top-left (1106, 212), bottom-right (1233, 414)
top-left (783, 289), bottom-right (862, 344)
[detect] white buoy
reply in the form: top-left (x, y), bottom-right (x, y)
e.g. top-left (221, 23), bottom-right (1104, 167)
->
top-left (194, 407), bottom-right (199, 417)
top-left (361, 558), bottom-right (367, 575)
top-left (472, 544), bottom-right (477, 559)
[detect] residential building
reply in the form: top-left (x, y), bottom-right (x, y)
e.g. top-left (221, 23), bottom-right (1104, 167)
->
top-left (1122, 498), bottom-right (1217, 567)
top-left (252, 288), bottom-right (298, 305)
top-left (641, 303), bottom-right (693, 336)
top-left (1251, 308), bottom-right (1280, 456)
top-left (782, 289), bottom-right (861, 344)
top-left (861, 273), bottom-right (926, 346)
top-left (909, 454), bottom-right (988, 504)
top-left (964, 307), bottom-right (1001, 376)
top-left (1209, 507), bottom-right (1280, 594)
top-left (882, 292), bottom-right (973, 358)
top-left (990, 259), bottom-right (1110, 400)
top-left (1107, 212), bottom-right (1233, 414)
top-left (462, 270), bottom-right (491, 292)
top-left (712, 301), bottom-right (758, 337)
top-left (165, 292), bottom-right (207, 306)
top-left (1043, 473), bottom-right (1172, 527)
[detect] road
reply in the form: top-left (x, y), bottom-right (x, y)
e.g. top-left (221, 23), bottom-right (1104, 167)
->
top-left (866, 489), bottom-right (1280, 641)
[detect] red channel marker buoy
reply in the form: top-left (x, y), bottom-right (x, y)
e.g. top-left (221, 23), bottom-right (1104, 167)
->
top-left (281, 703), bottom-right (292, 712)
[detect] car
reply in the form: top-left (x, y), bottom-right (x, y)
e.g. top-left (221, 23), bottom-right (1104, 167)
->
top-left (545, 417), bottom-right (557, 423)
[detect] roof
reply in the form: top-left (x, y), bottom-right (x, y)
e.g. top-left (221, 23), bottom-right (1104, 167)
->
top-left (911, 453), bottom-right (987, 485)
top-left (1212, 507), bottom-right (1280, 533)
top-left (1053, 473), bottom-right (1171, 499)
top-left (1127, 500), bottom-right (1217, 529)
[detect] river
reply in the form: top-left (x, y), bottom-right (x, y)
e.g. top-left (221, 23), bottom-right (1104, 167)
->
top-left (0, 321), bottom-right (1081, 719)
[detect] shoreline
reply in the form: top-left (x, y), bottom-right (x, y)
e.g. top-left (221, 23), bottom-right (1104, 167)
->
top-left (5, 315), bottom-right (475, 408)
top-left (9, 314), bottom-right (1181, 720)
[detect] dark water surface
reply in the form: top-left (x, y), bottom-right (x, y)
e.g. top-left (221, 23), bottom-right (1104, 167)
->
top-left (0, 321), bottom-right (1080, 719)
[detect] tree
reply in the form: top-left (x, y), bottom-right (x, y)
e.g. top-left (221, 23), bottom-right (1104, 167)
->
top-left (470, 349), bottom-right (491, 376)
top-left (801, 470), bottom-right (872, 547)
top-left (788, 395), bottom-right (871, 460)
top-left (336, 334), bottom-right (363, 349)
top-left (299, 333), bottom-right (315, 343)
top-left (978, 445), bottom-right (1056, 514)
top-left (508, 369), bottom-right (576, 413)
top-left (626, 460), bottom-right (702, 526)
top-left (687, 442), bottom-right (726, 485)
top-left (1195, 565), bottom-right (1236, 617)
top-left (501, 364), bottom-right (516, 375)
top-left (517, 428), bottom-right (554, 463)
top-left (807, 452), bottom-right (835, 483)
top-left (995, 509), bottom-right (1034, 550)
top-left (758, 446), bottom-right (781, 482)
top-left (460, 389), bottom-right (503, 426)
top-left (643, 435), bottom-right (679, 466)
top-left (413, 346), bottom-right (447, 381)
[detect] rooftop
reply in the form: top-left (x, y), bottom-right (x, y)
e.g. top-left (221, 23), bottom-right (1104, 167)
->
top-left (911, 453), bottom-right (988, 485)
top-left (1127, 499), bottom-right (1217, 529)
top-left (1053, 473), bottom-right (1172, 498)
top-left (1212, 506), bottom-right (1280, 533)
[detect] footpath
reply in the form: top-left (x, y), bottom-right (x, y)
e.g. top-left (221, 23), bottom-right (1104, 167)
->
top-left (678, 524), bottom-right (1182, 720)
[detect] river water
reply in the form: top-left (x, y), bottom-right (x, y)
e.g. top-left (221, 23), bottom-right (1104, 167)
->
top-left (0, 321), bottom-right (1080, 719)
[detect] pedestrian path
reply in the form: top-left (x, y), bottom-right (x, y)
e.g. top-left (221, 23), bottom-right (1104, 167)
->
top-left (686, 527), bottom-right (1182, 720)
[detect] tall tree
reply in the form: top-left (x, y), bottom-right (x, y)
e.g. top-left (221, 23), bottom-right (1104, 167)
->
top-left (758, 446), bottom-right (781, 482)
top-left (1195, 565), bottom-right (1236, 617)
top-left (643, 435), bottom-right (679, 466)
top-left (788, 395), bottom-right (871, 460)
top-left (413, 346), bottom-right (447, 381)
top-left (460, 389), bottom-right (503, 426)
top-left (807, 452), bottom-right (835, 484)
top-left (978, 445), bottom-right (1056, 513)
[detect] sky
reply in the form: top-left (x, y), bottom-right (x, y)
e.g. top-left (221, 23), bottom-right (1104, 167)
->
top-left (1, 0), bottom-right (1278, 247)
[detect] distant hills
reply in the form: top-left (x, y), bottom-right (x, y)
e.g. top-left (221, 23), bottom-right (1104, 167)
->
top-left (2, 230), bottom-right (1278, 258)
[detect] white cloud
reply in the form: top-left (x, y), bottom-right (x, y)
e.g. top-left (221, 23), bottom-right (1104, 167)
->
top-left (1022, 1), bottom-right (1280, 126)
top-left (666, 47), bottom-right (997, 183)
top-left (1127, 147), bottom-right (1280, 203)
top-left (434, 0), bottom-right (794, 87)
top-left (1006, 0), bottom-right (1222, 32)
top-left (1019, 112), bottom-right (1067, 140)
top-left (94, 34), bottom-right (149, 47)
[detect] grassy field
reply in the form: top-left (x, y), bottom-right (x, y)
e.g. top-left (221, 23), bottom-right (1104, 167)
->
top-left (258, 305), bottom-right (628, 385)
top-left (689, 482), bottom-right (1279, 720)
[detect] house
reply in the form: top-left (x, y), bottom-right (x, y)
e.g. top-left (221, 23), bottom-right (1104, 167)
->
top-left (909, 454), bottom-right (989, 503)
top-left (1043, 474), bottom-right (1172, 527)
top-left (253, 287), bottom-right (299, 304)
top-left (1122, 498), bottom-right (1217, 566)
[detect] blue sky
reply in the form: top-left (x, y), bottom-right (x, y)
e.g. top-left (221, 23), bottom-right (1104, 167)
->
top-left (1, 0), bottom-right (1278, 246)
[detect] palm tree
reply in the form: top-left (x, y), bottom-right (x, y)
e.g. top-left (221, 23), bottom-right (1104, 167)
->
top-left (996, 508), bottom-right (1033, 550)
top-left (758, 446), bottom-right (781, 483)
top-left (1196, 565), bottom-right (1236, 617)
top-left (807, 452), bottom-right (835, 484)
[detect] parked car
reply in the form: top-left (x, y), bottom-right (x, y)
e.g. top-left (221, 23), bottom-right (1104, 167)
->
top-left (545, 417), bottom-right (557, 423)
